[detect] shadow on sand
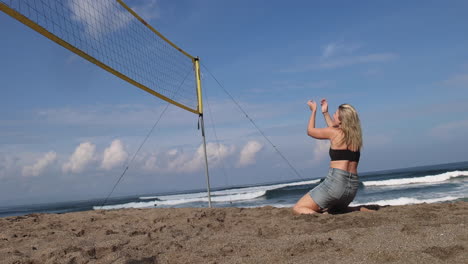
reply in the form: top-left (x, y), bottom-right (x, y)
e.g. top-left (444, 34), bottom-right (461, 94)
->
top-left (327, 204), bottom-right (388, 215)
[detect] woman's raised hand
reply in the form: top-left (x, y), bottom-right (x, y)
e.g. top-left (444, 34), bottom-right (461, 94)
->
top-left (307, 100), bottom-right (317, 112)
top-left (320, 99), bottom-right (328, 113)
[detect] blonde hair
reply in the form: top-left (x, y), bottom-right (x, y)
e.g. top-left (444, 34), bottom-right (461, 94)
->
top-left (338, 104), bottom-right (363, 151)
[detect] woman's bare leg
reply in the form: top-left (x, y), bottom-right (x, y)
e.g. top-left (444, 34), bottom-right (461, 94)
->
top-left (293, 193), bottom-right (322, 214)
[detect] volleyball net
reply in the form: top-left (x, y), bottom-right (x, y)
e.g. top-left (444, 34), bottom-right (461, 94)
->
top-left (0, 0), bottom-right (200, 114)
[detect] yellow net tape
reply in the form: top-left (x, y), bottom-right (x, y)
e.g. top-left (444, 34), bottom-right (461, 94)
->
top-left (0, 0), bottom-right (200, 114)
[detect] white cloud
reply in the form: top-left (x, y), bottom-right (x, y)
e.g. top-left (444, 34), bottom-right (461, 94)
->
top-left (363, 68), bottom-right (382, 77)
top-left (22, 152), bottom-right (57, 177)
top-left (441, 73), bottom-right (468, 88)
top-left (322, 43), bottom-right (337, 58)
top-left (312, 140), bottom-right (330, 165)
top-left (283, 53), bottom-right (398, 72)
top-left (101, 140), bottom-right (128, 170)
top-left (167, 149), bottom-right (178, 156)
top-left (238, 141), bottom-right (264, 167)
top-left (141, 152), bottom-right (160, 172)
top-left (70, 0), bottom-right (132, 37)
top-left (430, 120), bottom-right (468, 140)
top-left (66, 54), bottom-right (81, 65)
top-left (164, 149), bottom-right (193, 172)
top-left (322, 42), bottom-right (360, 58)
top-left (171, 148), bottom-right (204, 172)
top-left (69, 0), bottom-right (160, 38)
top-left (131, 0), bottom-right (160, 21)
top-left (62, 142), bottom-right (96, 174)
top-left (251, 80), bottom-right (335, 94)
top-left (364, 134), bottom-right (392, 148)
top-left (139, 143), bottom-right (236, 173)
top-left (203, 142), bottom-right (236, 169)
top-left (34, 100), bottom-right (297, 141)
top-left (0, 155), bottom-right (20, 179)
top-left (282, 41), bottom-right (398, 73)
top-left (316, 53), bottom-right (398, 70)
top-left (36, 104), bottom-right (192, 127)
top-left (169, 143), bottom-right (236, 173)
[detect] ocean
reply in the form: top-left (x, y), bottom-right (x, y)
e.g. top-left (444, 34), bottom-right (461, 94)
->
top-left (1, 161), bottom-right (467, 217)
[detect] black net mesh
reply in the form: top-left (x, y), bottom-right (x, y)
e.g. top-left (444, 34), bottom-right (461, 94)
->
top-left (0, 0), bottom-right (198, 112)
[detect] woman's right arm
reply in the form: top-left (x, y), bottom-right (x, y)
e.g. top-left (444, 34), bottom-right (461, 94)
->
top-left (321, 99), bottom-right (334, 127)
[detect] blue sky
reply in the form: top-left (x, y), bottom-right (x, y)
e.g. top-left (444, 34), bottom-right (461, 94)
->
top-left (1, 0), bottom-right (468, 205)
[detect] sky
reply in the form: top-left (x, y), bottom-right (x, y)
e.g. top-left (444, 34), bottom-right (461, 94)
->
top-left (1, 0), bottom-right (468, 206)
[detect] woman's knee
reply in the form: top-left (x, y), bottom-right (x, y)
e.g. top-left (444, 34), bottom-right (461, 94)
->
top-left (292, 205), bottom-right (320, 215)
top-left (294, 194), bottom-right (322, 214)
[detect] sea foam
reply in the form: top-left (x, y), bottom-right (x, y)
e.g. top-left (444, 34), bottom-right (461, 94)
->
top-left (350, 196), bottom-right (461, 206)
top-left (362, 170), bottom-right (468, 187)
top-left (98, 179), bottom-right (321, 210)
top-left (95, 191), bottom-right (267, 210)
top-left (139, 179), bottom-right (320, 202)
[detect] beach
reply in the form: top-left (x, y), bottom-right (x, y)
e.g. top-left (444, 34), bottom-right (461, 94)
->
top-left (0, 202), bottom-right (466, 264)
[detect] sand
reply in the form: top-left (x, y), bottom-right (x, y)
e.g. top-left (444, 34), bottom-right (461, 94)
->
top-left (0, 202), bottom-right (467, 264)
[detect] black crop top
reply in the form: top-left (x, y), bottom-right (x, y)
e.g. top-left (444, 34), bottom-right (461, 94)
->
top-left (329, 148), bottom-right (360, 162)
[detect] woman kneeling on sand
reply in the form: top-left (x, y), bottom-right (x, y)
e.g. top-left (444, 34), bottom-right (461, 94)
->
top-left (293, 99), bottom-right (372, 214)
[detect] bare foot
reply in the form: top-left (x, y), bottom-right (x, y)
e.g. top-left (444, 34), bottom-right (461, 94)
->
top-left (343, 205), bottom-right (378, 213)
top-left (359, 206), bottom-right (376, 212)
top-left (359, 205), bottom-right (379, 212)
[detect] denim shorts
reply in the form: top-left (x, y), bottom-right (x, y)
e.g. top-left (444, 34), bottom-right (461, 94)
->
top-left (309, 168), bottom-right (359, 211)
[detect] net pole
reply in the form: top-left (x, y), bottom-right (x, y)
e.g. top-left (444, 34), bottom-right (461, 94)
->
top-left (194, 57), bottom-right (212, 208)
top-left (200, 114), bottom-right (212, 208)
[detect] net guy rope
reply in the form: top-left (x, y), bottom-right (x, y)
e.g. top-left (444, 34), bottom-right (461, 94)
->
top-left (99, 69), bottom-right (193, 210)
top-left (201, 63), bottom-right (306, 181)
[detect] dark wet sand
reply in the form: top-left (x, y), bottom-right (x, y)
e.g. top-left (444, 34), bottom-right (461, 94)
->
top-left (0, 202), bottom-right (467, 264)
